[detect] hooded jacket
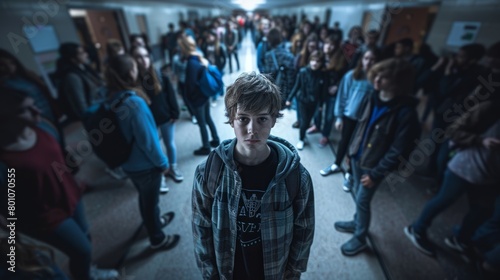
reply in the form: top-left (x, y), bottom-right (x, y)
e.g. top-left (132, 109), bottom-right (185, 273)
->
top-left (192, 135), bottom-right (315, 280)
top-left (349, 91), bottom-right (421, 183)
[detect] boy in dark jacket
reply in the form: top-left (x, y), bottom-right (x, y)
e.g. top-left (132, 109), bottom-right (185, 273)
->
top-left (335, 58), bottom-right (421, 256)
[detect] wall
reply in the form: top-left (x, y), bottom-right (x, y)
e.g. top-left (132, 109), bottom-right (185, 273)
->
top-left (426, 0), bottom-right (500, 54)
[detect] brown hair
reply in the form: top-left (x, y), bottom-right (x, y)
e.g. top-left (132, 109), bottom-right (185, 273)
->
top-left (323, 35), bottom-right (347, 72)
top-left (224, 72), bottom-right (283, 124)
top-left (105, 54), bottom-right (149, 103)
top-left (352, 47), bottom-right (382, 80)
top-left (298, 34), bottom-right (319, 68)
top-left (130, 45), bottom-right (162, 95)
top-left (368, 58), bottom-right (415, 96)
top-left (290, 32), bottom-right (304, 55)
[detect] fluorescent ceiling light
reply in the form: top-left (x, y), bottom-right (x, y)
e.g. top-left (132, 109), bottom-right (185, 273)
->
top-left (232, 0), bottom-right (266, 11)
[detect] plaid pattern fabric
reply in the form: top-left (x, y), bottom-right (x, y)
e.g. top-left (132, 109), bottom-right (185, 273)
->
top-left (192, 136), bottom-right (315, 279)
top-left (263, 48), bottom-right (297, 99)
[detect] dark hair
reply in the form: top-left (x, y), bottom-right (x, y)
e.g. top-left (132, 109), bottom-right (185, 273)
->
top-left (368, 58), bottom-right (415, 96)
top-left (0, 89), bottom-right (32, 147)
top-left (486, 41), bottom-right (500, 59)
top-left (267, 28), bottom-right (282, 49)
top-left (397, 38), bottom-right (414, 49)
top-left (168, 23), bottom-right (174, 29)
top-left (298, 34), bottom-right (319, 68)
top-left (460, 43), bottom-right (486, 61)
top-left (309, 50), bottom-right (324, 64)
top-left (130, 45), bottom-right (162, 95)
top-left (56, 42), bottom-right (81, 75)
top-left (224, 72), bottom-right (283, 124)
top-left (353, 47), bottom-right (382, 80)
top-left (324, 35), bottom-right (346, 72)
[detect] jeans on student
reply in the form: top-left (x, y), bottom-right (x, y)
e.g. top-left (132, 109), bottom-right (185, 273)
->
top-left (159, 121), bottom-right (177, 164)
top-left (412, 169), bottom-right (467, 236)
top-left (192, 101), bottom-right (219, 149)
top-left (298, 102), bottom-right (318, 141)
top-left (126, 168), bottom-right (165, 245)
top-left (315, 96), bottom-right (336, 138)
top-left (351, 158), bottom-right (380, 241)
top-left (38, 202), bottom-right (91, 280)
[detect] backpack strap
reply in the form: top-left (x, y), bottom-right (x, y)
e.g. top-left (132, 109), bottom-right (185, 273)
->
top-left (285, 165), bottom-right (301, 201)
top-left (271, 50), bottom-right (279, 70)
top-left (204, 151), bottom-right (225, 198)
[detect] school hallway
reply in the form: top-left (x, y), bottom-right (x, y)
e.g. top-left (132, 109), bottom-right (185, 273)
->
top-left (52, 32), bottom-right (481, 280)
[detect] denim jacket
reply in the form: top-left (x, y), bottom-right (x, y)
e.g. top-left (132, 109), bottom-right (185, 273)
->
top-left (192, 135), bottom-right (315, 280)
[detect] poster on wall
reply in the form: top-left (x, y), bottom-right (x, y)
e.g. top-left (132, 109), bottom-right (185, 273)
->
top-left (23, 24), bottom-right (60, 53)
top-left (446, 21), bottom-right (481, 47)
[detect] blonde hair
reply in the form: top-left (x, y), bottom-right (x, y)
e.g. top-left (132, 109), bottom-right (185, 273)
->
top-left (177, 34), bottom-right (203, 61)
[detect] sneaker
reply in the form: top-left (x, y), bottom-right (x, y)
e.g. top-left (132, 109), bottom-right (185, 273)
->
top-left (341, 236), bottom-right (367, 256)
top-left (404, 225), bottom-right (435, 256)
top-left (150, 234), bottom-right (180, 250)
top-left (334, 220), bottom-right (355, 233)
top-left (319, 164), bottom-right (342, 176)
top-left (292, 121), bottom-right (300, 129)
top-left (306, 125), bottom-right (319, 134)
top-left (105, 167), bottom-right (128, 180)
top-left (296, 140), bottom-right (305, 150)
top-left (444, 236), bottom-right (468, 253)
top-left (160, 211), bottom-right (175, 228)
top-left (160, 177), bottom-right (169, 194)
top-left (90, 265), bottom-right (119, 280)
top-left (167, 164), bottom-right (184, 182)
top-left (192, 116), bottom-right (198, 124)
top-left (193, 147), bottom-right (210, 156)
top-left (342, 173), bottom-right (353, 192)
top-left (210, 140), bottom-right (220, 148)
top-left (318, 137), bottom-right (329, 147)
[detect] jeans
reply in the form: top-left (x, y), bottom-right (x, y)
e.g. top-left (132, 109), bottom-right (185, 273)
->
top-left (334, 117), bottom-right (357, 166)
top-left (126, 168), bottom-right (165, 245)
top-left (298, 102), bottom-right (318, 141)
top-left (227, 50), bottom-right (240, 72)
top-left (412, 169), bottom-right (468, 237)
top-left (351, 158), bottom-right (380, 241)
top-left (159, 121), bottom-right (177, 165)
top-left (38, 202), bottom-right (92, 280)
top-left (314, 96), bottom-right (336, 138)
top-left (192, 101), bottom-right (219, 149)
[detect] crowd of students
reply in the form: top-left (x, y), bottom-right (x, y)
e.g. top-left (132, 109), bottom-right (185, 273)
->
top-left (0, 12), bottom-right (499, 279)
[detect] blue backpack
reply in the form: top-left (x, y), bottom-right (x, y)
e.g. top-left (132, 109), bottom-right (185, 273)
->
top-left (198, 65), bottom-right (224, 97)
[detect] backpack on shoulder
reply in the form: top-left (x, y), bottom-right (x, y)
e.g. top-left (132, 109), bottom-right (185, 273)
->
top-left (83, 92), bottom-right (133, 169)
top-left (203, 151), bottom-right (300, 200)
top-left (197, 65), bottom-right (224, 98)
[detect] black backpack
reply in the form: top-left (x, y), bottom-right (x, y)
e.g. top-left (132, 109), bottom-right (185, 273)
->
top-left (204, 151), bottom-right (300, 200)
top-left (83, 92), bottom-right (133, 168)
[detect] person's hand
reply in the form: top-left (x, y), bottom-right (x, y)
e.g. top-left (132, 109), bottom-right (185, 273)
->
top-left (335, 120), bottom-right (343, 131)
top-left (285, 100), bottom-right (291, 107)
top-left (361, 174), bottom-right (375, 188)
top-left (329, 85), bottom-right (338, 95)
top-left (482, 137), bottom-right (500, 149)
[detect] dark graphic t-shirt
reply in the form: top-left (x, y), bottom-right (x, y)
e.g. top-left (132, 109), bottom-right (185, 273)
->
top-left (233, 147), bottom-right (278, 280)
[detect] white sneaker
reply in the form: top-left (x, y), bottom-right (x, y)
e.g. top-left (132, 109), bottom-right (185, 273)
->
top-left (90, 265), bottom-right (119, 280)
top-left (160, 177), bottom-right (169, 194)
top-left (191, 116), bottom-right (198, 124)
top-left (105, 167), bottom-right (128, 180)
top-left (168, 164), bottom-right (184, 182)
top-left (296, 140), bottom-right (305, 150)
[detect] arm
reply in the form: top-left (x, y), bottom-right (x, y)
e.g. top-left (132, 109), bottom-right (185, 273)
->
top-left (287, 70), bottom-right (302, 103)
top-left (162, 73), bottom-right (181, 119)
top-left (334, 74), bottom-right (351, 123)
top-left (286, 166), bottom-right (315, 278)
top-left (369, 108), bottom-right (421, 183)
top-left (192, 164), bottom-right (219, 280)
top-left (127, 97), bottom-right (169, 170)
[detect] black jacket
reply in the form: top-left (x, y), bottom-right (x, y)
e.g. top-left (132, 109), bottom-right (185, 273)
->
top-left (349, 92), bottom-right (421, 183)
top-left (144, 69), bottom-right (180, 126)
top-left (287, 66), bottom-right (325, 104)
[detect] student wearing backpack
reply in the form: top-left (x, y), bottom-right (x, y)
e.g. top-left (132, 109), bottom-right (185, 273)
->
top-left (192, 72), bottom-right (315, 279)
top-left (131, 45), bottom-right (183, 190)
top-left (105, 54), bottom-right (180, 250)
top-left (178, 34), bottom-right (220, 156)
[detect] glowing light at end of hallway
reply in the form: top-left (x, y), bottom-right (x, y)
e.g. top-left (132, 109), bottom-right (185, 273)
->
top-left (232, 0), bottom-right (266, 11)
